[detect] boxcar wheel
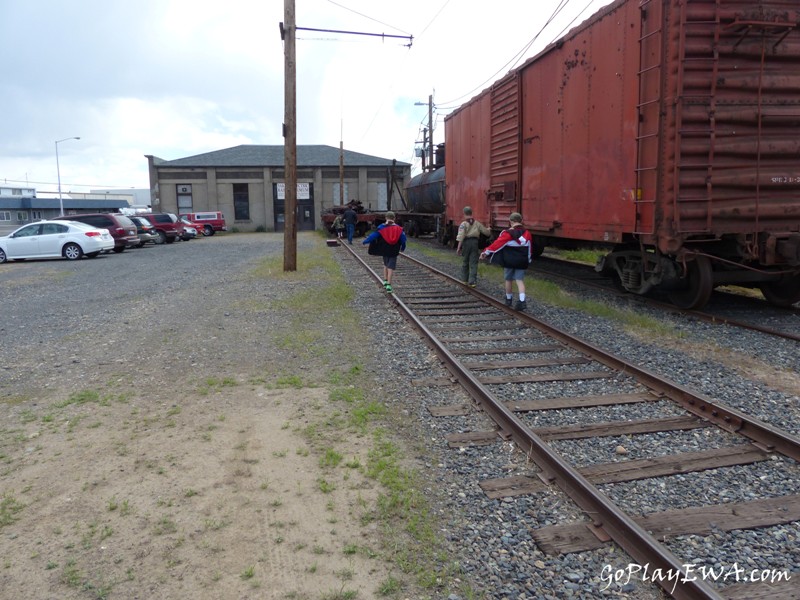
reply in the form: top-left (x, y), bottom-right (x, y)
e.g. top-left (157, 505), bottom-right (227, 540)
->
top-left (668, 255), bottom-right (713, 309)
top-left (759, 274), bottom-right (800, 307)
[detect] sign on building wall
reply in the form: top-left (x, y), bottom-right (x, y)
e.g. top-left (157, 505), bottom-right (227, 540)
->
top-left (276, 182), bottom-right (310, 200)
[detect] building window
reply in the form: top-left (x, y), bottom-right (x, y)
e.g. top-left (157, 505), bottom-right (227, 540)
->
top-left (233, 183), bottom-right (249, 220)
top-left (177, 184), bottom-right (193, 212)
top-left (0, 211), bottom-right (10, 221)
top-left (17, 211), bottom-right (28, 221)
top-left (12, 189), bottom-right (22, 196)
top-left (32, 211), bottom-right (43, 220)
top-left (333, 183), bottom-right (349, 206)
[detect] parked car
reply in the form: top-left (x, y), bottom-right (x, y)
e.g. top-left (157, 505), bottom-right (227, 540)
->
top-left (129, 216), bottom-right (159, 247)
top-left (0, 220), bottom-right (114, 263)
top-left (139, 213), bottom-right (184, 244)
top-left (179, 216), bottom-right (206, 237)
top-left (179, 224), bottom-right (197, 241)
top-left (179, 211), bottom-right (227, 236)
top-left (55, 213), bottom-right (138, 253)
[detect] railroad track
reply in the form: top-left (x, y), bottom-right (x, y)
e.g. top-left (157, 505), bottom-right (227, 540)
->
top-left (338, 242), bottom-right (800, 599)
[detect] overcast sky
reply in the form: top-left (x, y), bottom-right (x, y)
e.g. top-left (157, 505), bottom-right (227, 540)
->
top-left (0, 0), bottom-right (612, 194)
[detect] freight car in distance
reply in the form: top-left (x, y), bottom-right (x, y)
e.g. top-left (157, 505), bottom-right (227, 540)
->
top-left (442, 0), bottom-right (800, 309)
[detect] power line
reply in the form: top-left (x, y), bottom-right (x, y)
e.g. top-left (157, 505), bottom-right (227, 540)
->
top-left (325, 0), bottom-right (413, 36)
top-left (436, 0), bottom-right (580, 108)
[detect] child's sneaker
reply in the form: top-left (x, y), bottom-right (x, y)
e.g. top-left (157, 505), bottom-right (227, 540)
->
top-left (505, 297), bottom-right (513, 307)
top-left (384, 283), bottom-right (393, 293)
top-left (514, 299), bottom-right (526, 311)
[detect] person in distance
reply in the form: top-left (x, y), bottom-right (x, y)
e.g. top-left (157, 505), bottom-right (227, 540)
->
top-left (343, 203), bottom-right (358, 245)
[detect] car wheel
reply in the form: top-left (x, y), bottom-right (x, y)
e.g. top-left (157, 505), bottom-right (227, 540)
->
top-left (113, 246), bottom-right (125, 253)
top-left (0, 248), bottom-right (6, 263)
top-left (155, 231), bottom-right (167, 244)
top-left (137, 242), bottom-right (145, 248)
top-left (166, 236), bottom-right (175, 244)
top-left (204, 225), bottom-right (213, 236)
top-left (63, 243), bottom-right (84, 261)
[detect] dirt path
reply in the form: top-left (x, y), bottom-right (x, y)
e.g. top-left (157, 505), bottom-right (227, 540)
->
top-left (0, 234), bottom-right (431, 600)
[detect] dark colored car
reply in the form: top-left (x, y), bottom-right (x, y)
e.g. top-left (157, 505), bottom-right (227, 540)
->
top-left (139, 213), bottom-right (184, 244)
top-left (55, 213), bottom-right (139, 253)
top-left (129, 216), bottom-right (159, 247)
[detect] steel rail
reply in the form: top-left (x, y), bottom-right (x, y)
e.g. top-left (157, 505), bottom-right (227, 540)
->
top-left (340, 243), bottom-right (725, 599)
top-left (401, 253), bottom-right (800, 464)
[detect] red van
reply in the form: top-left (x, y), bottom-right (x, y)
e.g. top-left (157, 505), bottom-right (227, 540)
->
top-left (179, 212), bottom-right (227, 236)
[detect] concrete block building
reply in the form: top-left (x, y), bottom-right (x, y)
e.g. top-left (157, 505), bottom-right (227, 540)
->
top-left (146, 145), bottom-right (410, 232)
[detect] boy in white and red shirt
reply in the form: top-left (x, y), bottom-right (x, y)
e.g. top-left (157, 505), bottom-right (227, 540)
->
top-left (480, 212), bottom-right (532, 310)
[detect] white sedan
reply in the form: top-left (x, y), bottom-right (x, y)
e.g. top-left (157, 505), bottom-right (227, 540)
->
top-left (0, 220), bottom-right (115, 263)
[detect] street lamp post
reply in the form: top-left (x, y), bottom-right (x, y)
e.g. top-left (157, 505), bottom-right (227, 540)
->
top-left (55, 136), bottom-right (80, 216)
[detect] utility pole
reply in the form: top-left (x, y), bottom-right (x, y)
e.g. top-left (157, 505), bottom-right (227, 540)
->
top-left (427, 94), bottom-right (433, 169)
top-left (339, 121), bottom-right (344, 207)
top-left (282, 0), bottom-right (297, 271)
top-left (421, 128), bottom-right (427, 171)
top-left (415, 94), bottom-right (434, 171)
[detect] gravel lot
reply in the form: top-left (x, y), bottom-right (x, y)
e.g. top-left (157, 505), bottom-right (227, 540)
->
top-left (1, 232), bottom-right (798, 599)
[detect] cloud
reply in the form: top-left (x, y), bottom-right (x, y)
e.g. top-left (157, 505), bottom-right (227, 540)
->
top-left (0, 0), bottom-right (611, 191)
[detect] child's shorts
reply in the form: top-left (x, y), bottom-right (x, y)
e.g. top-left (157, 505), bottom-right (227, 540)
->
top-left (383, 255), bottom-right (398, 270)
top-left (503, 267), bottom-right (526, 281)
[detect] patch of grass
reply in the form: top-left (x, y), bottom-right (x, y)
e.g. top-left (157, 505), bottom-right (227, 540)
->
top-left (329, 387), bottom-right (364, 404)
top-left (0, 494), bottom-right (24, 528)
top-left (350, 400), bottom-right (386, 429)
top-left (18, 410), bottom-right (37, 424)
top-left (274, 375), bottom-right (306, 389)
top-left (199, 377), bottom-right (239, 394)
top-left (558, 248), bottom-right (604, 264)
top-left (153, 517), bottom-right (178, 536)
top-left (317, 478), bottom-right (335, 494)
top-left (321, 588), bottom-right (357, 600)
top-left (319, 448), bottom-right (343, 468)
top-left (53, 389), bottom-right (100, 409)
top-left (377, 576), bottom-right (402, 595)
top-left (240, 565), bottom-right (256, 580)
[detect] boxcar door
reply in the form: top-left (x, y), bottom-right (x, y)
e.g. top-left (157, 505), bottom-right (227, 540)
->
top-left (488, 73), bottom-right (521, 230)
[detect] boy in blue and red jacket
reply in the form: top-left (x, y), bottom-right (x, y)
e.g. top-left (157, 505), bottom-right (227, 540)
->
top-left (363, 211), bottom-right (406, 293)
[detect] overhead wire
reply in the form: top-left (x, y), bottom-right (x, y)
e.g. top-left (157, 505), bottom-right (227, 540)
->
top-left (344, 0), bottom-right (452, 155)
top-left (325, 0), bottom-right (413, 36)
top-left (436, 0), bottom-right (574, 108)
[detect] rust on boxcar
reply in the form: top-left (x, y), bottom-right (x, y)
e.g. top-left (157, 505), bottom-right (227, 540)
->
top-left (443, 0), bottom-right (800, 308)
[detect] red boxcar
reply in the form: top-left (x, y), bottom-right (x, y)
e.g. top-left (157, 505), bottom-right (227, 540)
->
top-left (444, 0), bottom-right (800, 308)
